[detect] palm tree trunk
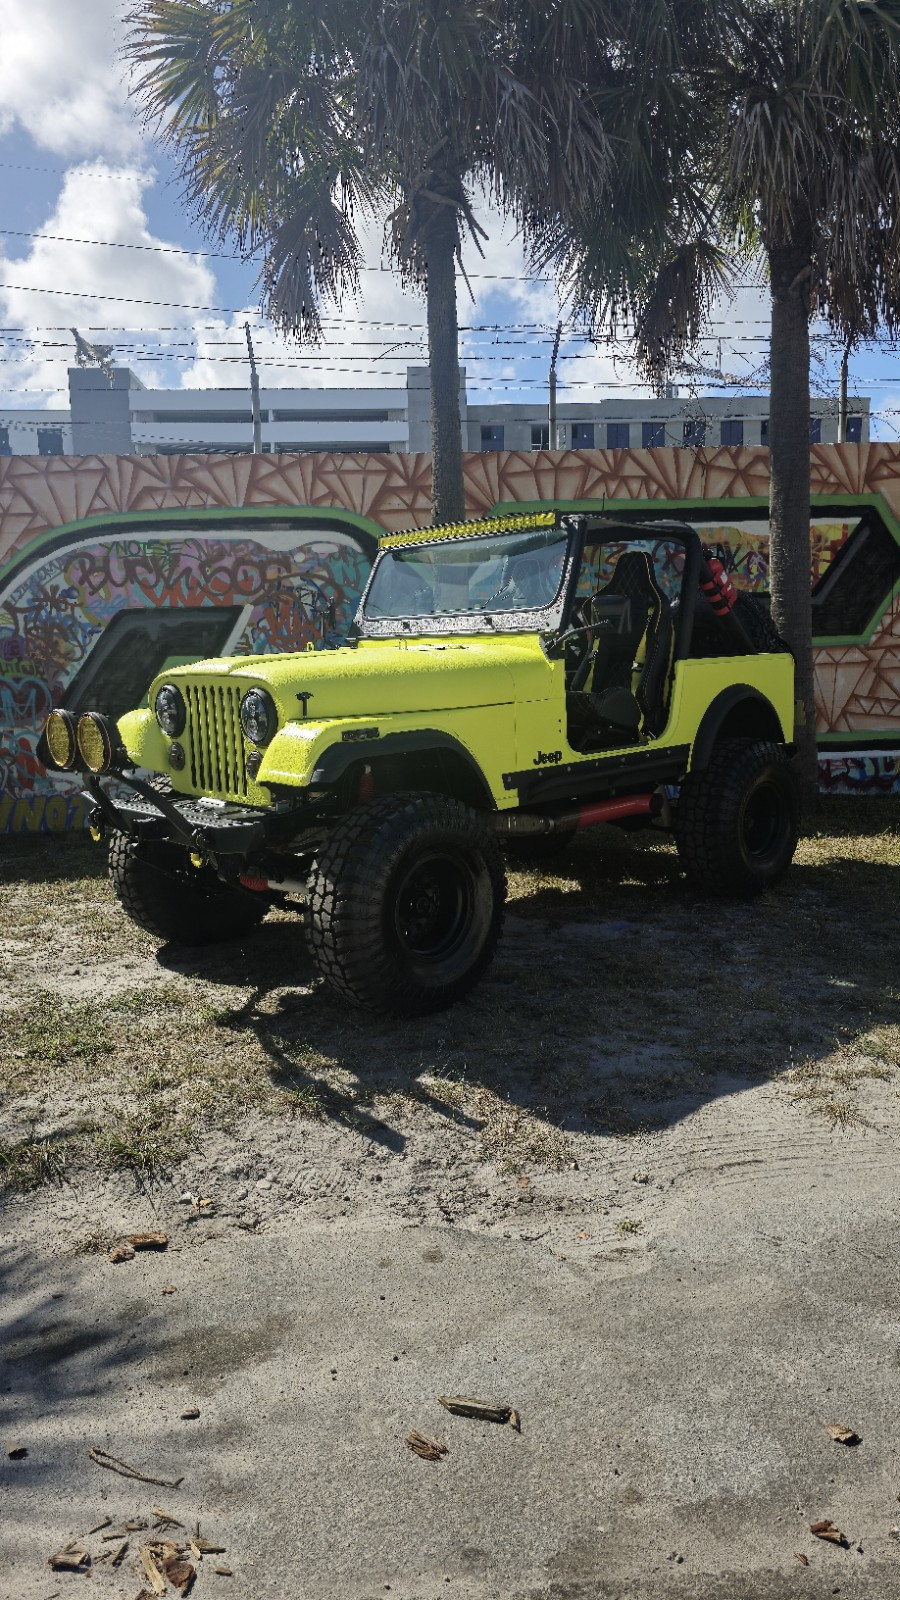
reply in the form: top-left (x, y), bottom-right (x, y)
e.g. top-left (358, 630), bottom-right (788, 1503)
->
top-left (425, 204), bottom-right (465, 524)
top-left (767, 243), bottom-right (818, 803)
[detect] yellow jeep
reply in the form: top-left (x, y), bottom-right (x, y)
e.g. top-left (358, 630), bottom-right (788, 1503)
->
top-left (45, 512), bottom-right (799, 1016)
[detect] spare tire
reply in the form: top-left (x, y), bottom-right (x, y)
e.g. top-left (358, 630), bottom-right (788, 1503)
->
top-left (733, 592), bottom-right (792, 654)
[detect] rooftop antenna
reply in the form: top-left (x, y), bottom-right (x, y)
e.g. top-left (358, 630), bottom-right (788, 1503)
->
top-left (70, 328), bottom-right (114, 384)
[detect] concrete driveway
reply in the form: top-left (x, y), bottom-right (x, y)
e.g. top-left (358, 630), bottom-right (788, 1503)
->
top-left (3, 1094), bottom-right (900, 1600)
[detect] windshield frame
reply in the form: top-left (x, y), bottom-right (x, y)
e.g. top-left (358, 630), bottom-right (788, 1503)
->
top-left (354, 520), bottom-right (581, 639)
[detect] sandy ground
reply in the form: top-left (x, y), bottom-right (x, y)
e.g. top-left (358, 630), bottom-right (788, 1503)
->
top-left (2, 811), bottom-right (900, 1597)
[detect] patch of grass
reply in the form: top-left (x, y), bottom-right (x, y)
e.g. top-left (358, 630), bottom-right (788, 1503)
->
top-left (91, 1105), bottom-right (196, 1176)
top-left (5, 994), bottom-right (114, 1077)
top-left (0, 1134), bottom-right (70, 1190)
top-left (70, 1228), bottom-right (119, 1255)
top-left (279, 1084), bottom-right (326, 1119)
top-left (616, 1217), bottom-right (643, 1235)
top-left (107, 983), bottom-right (190, 1016)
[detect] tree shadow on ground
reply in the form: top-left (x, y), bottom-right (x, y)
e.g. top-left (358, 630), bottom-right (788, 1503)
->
top-left (157, 797), bottom-right (900, 1156)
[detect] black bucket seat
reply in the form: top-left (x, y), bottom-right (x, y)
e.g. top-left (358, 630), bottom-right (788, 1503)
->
top-left (568, 550), bottom-right (674, 744)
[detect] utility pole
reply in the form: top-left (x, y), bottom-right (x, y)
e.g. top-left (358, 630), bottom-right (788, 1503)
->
top-left (548, 321), bottom-right (562, 450)
top-left (245, 322), bottom-right (262, 454)
top-left (837, 340), bottom-right (850, 444)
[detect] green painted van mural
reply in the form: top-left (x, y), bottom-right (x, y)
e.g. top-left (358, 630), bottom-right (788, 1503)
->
top-left (2, 443), bottom-right (900, 831)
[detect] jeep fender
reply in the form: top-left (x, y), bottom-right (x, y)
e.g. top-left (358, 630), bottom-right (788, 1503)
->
top-left (690, 686), bottom-right (789, 771)
top-left (308, 729), bottom-right (496, 810)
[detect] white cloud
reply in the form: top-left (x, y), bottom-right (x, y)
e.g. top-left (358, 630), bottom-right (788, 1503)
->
top-left (0, 163), bottom-right (218, 404)
top-left (183, 254), bottom-right (429, 394)
top-left (0, 0), bottom-right (138, 157)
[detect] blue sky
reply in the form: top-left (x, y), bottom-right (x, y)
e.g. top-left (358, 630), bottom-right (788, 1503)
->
top-left (0, 0), bottom-right (897, 438)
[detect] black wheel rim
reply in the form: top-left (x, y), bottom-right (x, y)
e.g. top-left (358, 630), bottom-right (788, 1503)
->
top-left (393, 850), bottom-right (476, 963)
top-left (740, 779), bottom-right (788, 861)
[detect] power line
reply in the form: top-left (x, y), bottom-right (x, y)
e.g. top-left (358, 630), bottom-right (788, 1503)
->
top-left (0, 222), bottom-right (783, 290)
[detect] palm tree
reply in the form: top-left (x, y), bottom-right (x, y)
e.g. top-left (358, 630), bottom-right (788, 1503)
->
top-left (546, 0), bottom-right (900, 792)
top-left (125, 0), bottom-right (610, 522)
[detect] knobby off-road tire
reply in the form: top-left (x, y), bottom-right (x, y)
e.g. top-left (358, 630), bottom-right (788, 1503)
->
top-left (306, 792), bottom-right (506, 1016)
top-left (108, 832), bottom-right (266, 945)
top-left (674, 738), bottom-right (800, 896)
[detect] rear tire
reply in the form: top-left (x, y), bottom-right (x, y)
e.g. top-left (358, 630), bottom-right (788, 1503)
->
top-left (306, 793), bottom-right (506, 1015)
top-left (108, 832), bottom-right (266, 945)
top-left (674, 738), bottom-right (799, 896)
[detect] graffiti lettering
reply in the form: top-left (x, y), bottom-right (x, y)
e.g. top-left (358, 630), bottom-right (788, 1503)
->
top-left (818, 754), bottom-right (900, 794)
top-left (0, 790), bottom-right (90, 834)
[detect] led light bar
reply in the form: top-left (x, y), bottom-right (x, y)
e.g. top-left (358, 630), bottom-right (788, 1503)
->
top-left (379, 511), bottom-right (557, 550)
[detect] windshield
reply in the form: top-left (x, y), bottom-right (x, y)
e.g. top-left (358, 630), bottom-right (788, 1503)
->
top-left (363, 527), bottom-right (569, 622)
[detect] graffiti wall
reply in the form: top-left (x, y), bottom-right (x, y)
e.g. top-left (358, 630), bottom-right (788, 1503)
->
top-left (3, 442), bottom-right (900, 830)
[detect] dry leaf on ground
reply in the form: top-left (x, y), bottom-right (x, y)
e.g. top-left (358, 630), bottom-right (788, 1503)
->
top-left (108, 1243), bottom-right (135, 1263)
top-left (795, 1552), bottom-right (809, 1565)
top-left (129, 1232), bottom-right (168, 1251)
top-left (180, 1407), bottom-right (200, 1420)
top-left (810, 1519), bottom-right (848, 1547)
top-left (214, 1566), bottom-right (233, 1577)
top-left (825, 1424), bottom-right (861, 1445)
top-left (162, 1555), bottom-right (195, 1593)
top-left (406, 1430), bottom-right (448, 1461)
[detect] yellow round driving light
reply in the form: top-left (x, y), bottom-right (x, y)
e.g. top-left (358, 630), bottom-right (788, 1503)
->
top-left (76, 712), bottom-right (114, 774)
top-left (45, 708), bottom-right (78, 771)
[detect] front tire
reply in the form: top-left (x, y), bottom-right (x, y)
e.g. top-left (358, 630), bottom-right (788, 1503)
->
top-left (674, 739), bottom-right (799, 896)
top-left (108, 832), bottom-right (266, 945)
top-left (306, 793), bottom-right (506, 1016)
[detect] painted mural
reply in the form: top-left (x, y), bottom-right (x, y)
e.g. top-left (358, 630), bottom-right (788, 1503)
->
top-left (3, 442), bottom-right (900, 830)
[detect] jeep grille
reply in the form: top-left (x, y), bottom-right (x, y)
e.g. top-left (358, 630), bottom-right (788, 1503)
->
top-left (184, 682), bottom-right (249, 801)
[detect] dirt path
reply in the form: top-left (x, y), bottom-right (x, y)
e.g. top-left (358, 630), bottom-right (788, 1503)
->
top-left (2, 805), bottom-right (900, 1596)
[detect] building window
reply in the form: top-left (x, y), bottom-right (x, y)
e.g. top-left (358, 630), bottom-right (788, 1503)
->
top-left (809, 416), bottom-right (822, 444)
top-left (846, 415), bottom-right (862, 443)
top-left (761, 419), bottom-right (770, 445)
top-left (642, 422), bottom-right (664, 448)
top-left (721, 419), bottom-right (744, 447)
top-left (572, 422), bottom-right (596, 449)
top-left (37, 428), bottom-right (64, 456)
top-left (683, 419), bottom-right (706, 448)
top-left (480, 424), bottom-right (504, 451)
top-left (531, 423), bottom-right (549, 450)
top-left (603, 423), bottom-right (627, 449)
top-left (0, 425), bottom-right (10, 457)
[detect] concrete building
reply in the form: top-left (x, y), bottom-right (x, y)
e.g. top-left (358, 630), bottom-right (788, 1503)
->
top-left (0, 363), bottom-right (869, 458)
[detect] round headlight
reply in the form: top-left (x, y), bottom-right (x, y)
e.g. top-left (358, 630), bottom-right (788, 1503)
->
top-left (76, 712), bottom-right (115, 774)
top-left (240, 687), bottom-right (277, 746)
top-left (45, 708), bottom-right (78, 770)
top-left (154, 683), bottom-right (186, 738)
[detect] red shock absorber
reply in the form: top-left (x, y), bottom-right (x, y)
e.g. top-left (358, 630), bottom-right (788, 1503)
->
top-left (700, 553), bottom-right (738, 615)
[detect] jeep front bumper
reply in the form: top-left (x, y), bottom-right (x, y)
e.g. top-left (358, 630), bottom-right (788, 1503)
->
top-left (83, 772), bottom-right (295, 855)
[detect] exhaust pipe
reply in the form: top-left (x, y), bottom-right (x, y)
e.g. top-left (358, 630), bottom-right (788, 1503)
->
top-left (492, 792), bottom-right (659, 837)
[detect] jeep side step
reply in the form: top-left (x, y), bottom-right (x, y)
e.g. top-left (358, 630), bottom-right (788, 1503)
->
top-left (492, 792), bottom-right (660, 837)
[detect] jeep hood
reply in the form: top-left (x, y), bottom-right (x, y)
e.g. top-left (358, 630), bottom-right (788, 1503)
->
top-left (166, 635), bottom-right (552, 717)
